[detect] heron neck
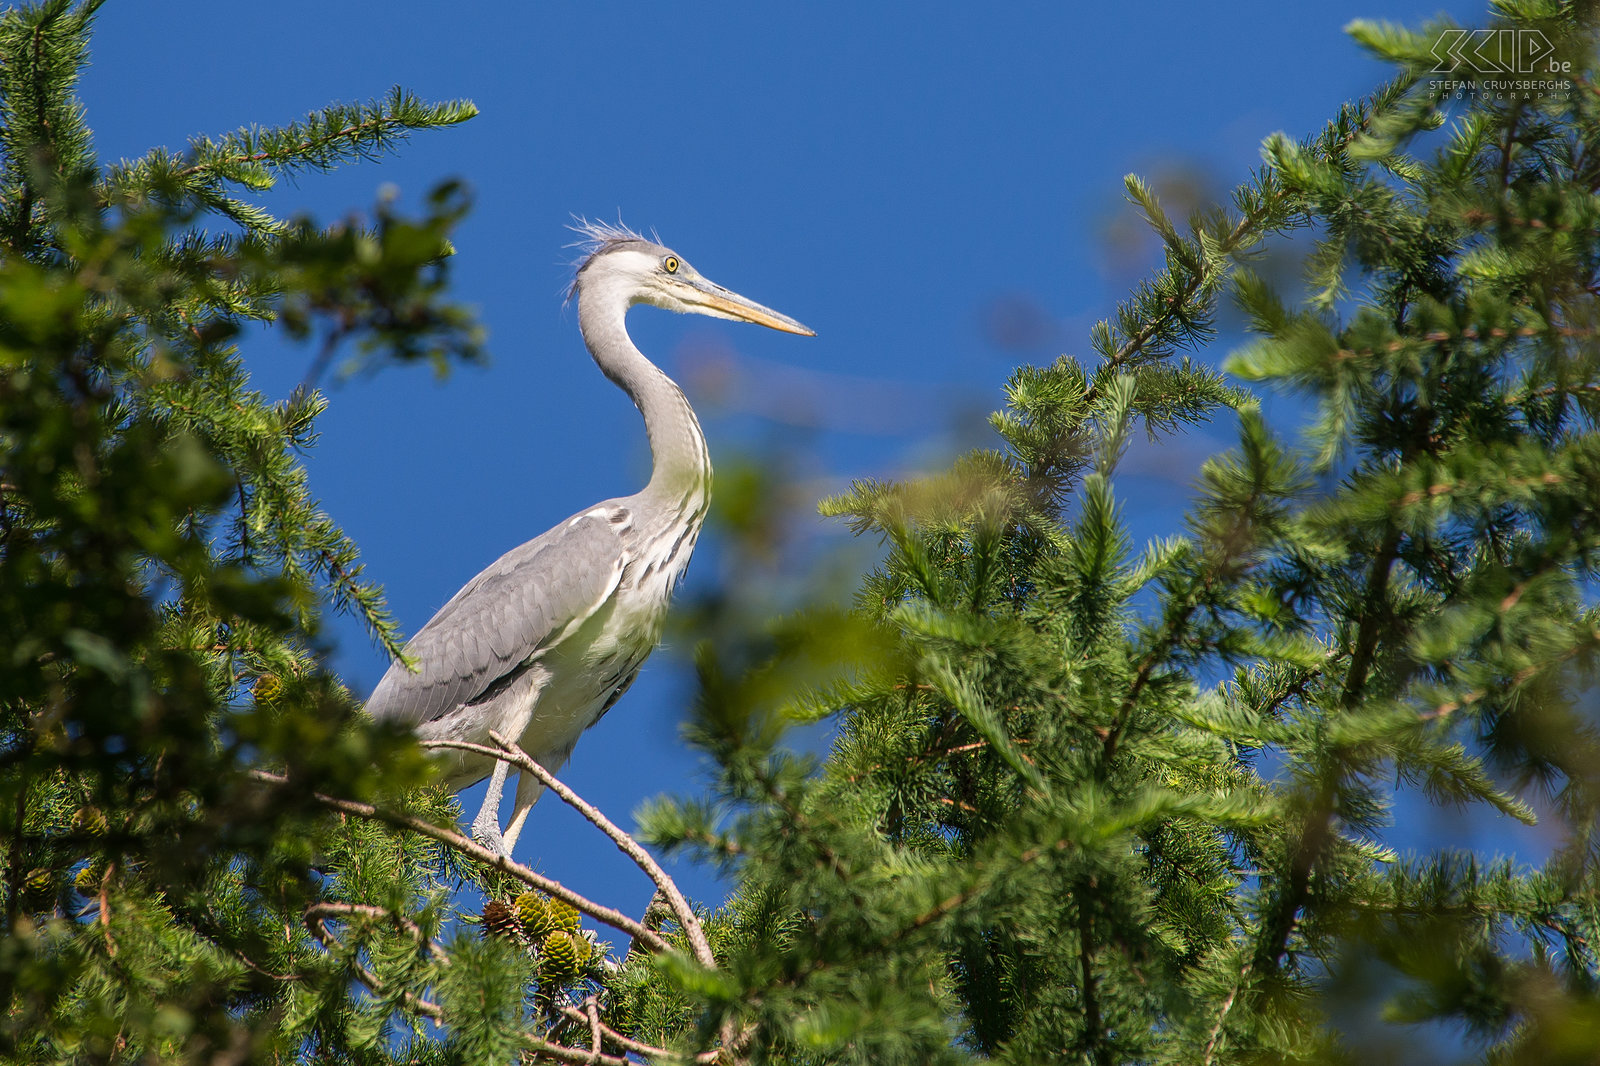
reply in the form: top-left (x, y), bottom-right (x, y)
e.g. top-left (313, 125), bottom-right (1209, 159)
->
top-left (577, 288), bottom-right (712, 505)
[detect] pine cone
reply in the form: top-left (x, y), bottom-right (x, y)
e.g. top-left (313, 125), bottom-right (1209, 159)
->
top-left (73, 863), bottom-right (102, 893)
top-left (22, 867), bottom-right (54, 900)
top-left (540, 930), bottom-right (580, 981)
top-left (72, 806), bottom-right (108, 836)
top-left (546, 897), bottom-right (581, 935)
top-left (515, 892), bottom-right (552, 940)
top-left (482, 898), bottom-right (519, 938)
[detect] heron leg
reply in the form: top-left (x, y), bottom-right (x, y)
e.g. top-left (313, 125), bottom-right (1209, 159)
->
top-left (470, 757), bottom-right (513, 856)
top-left (500, 770), bottom-right (547, 854)
top-left (466, 685), bottom-right (540, 857)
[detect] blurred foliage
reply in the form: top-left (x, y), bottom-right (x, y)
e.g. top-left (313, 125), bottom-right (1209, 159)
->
top-left (6, 1), bottom-right (1600, 1064)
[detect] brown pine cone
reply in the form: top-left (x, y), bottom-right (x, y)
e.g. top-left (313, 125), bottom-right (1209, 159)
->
top-left (482, 898), bottom-right (519, 938)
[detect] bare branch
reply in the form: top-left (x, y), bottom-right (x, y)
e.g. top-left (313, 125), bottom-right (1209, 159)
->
top-left (556, 1001), bottom-right (723, 1064)
top-left (585, 996), bottom-right (602, 1058)
top-left (303, 903), bottom-right (443, 1021)
top-left (510, 1037), bottom-right (633, 1066)
top-left (1201, 961), bottom-right (1247, 1066)
top-left (303, 901), bottom-right (450, 964)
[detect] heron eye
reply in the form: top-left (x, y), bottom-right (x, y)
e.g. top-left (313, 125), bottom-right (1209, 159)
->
top-left (663, 256), bottom-right (679, 274)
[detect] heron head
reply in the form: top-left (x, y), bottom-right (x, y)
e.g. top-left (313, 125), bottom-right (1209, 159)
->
top-left (568, 219), bottom-right (814, 337)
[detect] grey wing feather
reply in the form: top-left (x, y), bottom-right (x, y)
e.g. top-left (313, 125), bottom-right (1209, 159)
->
top-left (365, 510), bottom-right (627, 727)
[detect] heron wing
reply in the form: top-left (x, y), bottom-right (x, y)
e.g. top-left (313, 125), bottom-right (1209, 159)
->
top-left (364, 508), bottom-right (628, 727)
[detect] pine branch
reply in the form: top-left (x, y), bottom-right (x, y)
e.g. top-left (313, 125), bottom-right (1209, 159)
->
top-left (176, 88), bottom-right (476, 183)
top-left (101, 88), bottom-right (479, 241)
top-left (304, 906), bottom-right (644, 1066)
top-left (1076, 885), bottom-right (1111, 1066)
top-left (1099, 197), bottom-right (1276, 374)
top-left (0, 0), bottom-right (101, 256)
top-left (1252, 527), bottom-right (1403, 976)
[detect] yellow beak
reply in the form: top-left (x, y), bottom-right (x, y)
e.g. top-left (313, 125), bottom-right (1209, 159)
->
top-left (681, 277), bottom-right (815, 336)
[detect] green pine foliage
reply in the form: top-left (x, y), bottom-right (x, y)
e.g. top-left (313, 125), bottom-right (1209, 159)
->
top-left (5, 0), bottom-right (1600, 1063)
top-left (0, 1), bottom-right (487, 1060)
top-left (628, 3), bottom-right (1600, 1064)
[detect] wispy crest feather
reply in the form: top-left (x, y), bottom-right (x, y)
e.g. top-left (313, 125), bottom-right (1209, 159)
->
top-left (564, 216), bottom-right (662, 302)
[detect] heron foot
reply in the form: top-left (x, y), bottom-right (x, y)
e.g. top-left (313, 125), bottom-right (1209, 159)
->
top-left (471, 816), bottom-right (512, 859)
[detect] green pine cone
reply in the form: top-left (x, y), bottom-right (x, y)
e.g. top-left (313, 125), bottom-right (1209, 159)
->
top-left (546, 897), bottom-right (581, 935)
top-left (515, 891), bottom-right (552, 939)
top-left (73, 863), bottom-right (102, 893)
top-left (72, 806), bottom-right (108, 836)
top-left (23, 867), bottom-right (53, 898)
top-left (253, 673), bottom-right (282, 704)
top-left (540, 930), bottom-right (580, 981)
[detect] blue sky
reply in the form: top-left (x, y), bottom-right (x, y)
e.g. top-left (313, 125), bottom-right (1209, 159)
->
top-left (75, 1), bottom-right (1501, 918)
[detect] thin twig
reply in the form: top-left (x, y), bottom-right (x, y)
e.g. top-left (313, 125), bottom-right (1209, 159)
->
top-left (555, 1001), bottom-right (724, 1064)
top-left (248, 769), bottom-right (667, 953)
top-left (1200, 959), bottom-right (1248, 1066)
top-left (627, 887), bottom-right (674, 962)
top-left (297, 320), bottom-right (350, 394)
top-left (98, 862), bottom-right (117, 958)
top-left (424, 733), bottom-right (716, 971)
top-left (511, 1038), bottom-right (631, 1066)
top-left (303, 905), bottom-right (443, 1020)
top-left (303, 901), bottom-right (450, 964)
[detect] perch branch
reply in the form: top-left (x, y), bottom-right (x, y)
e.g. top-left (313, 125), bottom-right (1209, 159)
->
top-left (248, 768), bottom-right (667, 953)
top-left (422, 733), bottom-right (715, 970)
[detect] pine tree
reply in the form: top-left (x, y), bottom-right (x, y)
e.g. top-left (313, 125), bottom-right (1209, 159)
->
top-left (5, 1), bottom-right (1600, 1064)
top-left (0, 1), bottom-right (488, 1059)
top-left (626, 2), bottom-right (1600, 1063)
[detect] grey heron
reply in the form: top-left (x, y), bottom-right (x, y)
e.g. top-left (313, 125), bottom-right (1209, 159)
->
top-left (365, 220), bottom-right (813, 856)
